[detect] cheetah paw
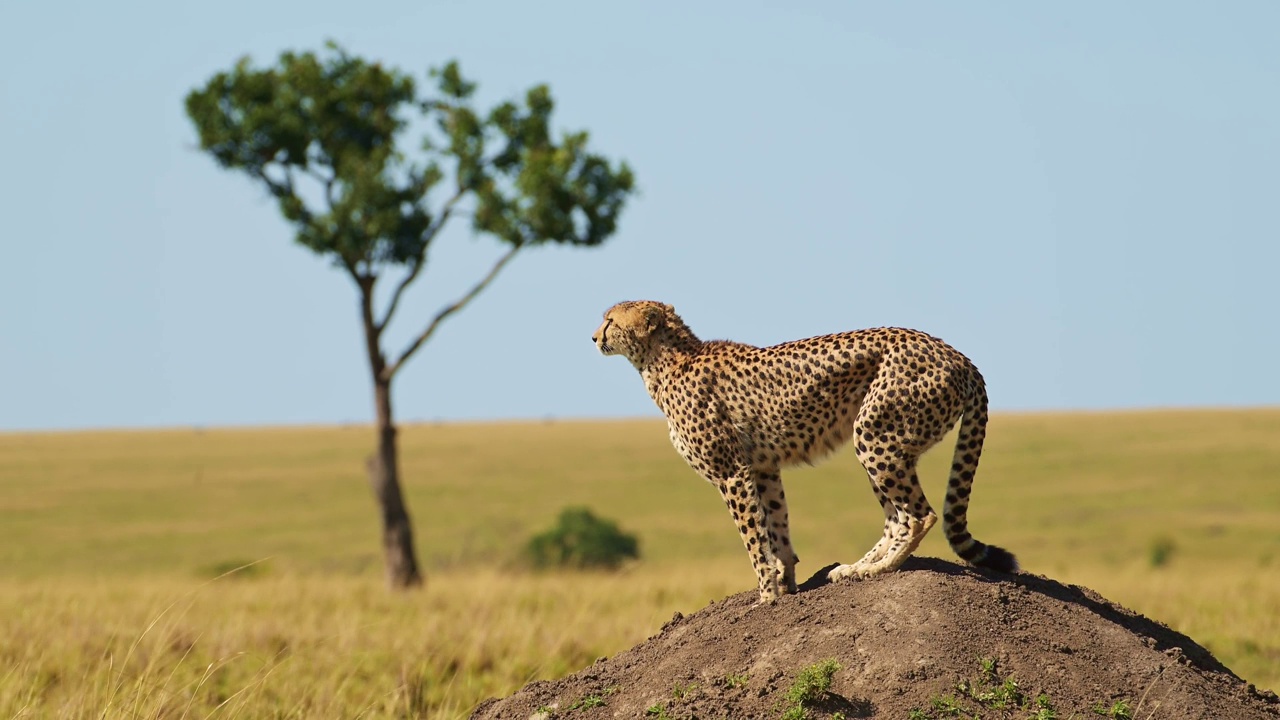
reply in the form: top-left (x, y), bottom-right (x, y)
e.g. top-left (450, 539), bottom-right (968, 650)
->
top-left (827, 563), bottom-right (871, 582)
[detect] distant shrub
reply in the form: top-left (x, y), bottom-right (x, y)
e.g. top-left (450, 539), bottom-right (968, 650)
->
top-left (524, 507), bottom-right (639, 570)
top-left (1148, 537), bottom-right (1176, 568)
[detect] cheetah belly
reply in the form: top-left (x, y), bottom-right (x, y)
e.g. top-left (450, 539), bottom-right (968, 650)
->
top-left (768, 409), bottom-right (861, 466)
top-left (744, 384), bottom-right (866, 468)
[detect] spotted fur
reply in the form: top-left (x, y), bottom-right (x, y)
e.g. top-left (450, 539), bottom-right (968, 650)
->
top-left (593, 300), bottom-right (1017, 603)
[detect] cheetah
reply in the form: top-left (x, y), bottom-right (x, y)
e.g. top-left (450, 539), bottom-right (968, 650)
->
top-left (592, 300), bottom-right (1017, 603)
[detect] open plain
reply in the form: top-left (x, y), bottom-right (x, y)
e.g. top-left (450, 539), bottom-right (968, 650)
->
top-left (1, 410), bottom-right (1277, 717)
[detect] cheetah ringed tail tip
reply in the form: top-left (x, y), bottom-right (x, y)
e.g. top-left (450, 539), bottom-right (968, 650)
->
top-left (971, 544), bottom-right (1019, 573)
top-left (943, 382), bottom-right (1020, 574)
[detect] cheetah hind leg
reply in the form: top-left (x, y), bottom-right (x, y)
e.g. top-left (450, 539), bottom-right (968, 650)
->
top-left (829, 505), bottom-right (936, 581)
top-left (830, 443), bottom-right (938, 582)
top-left (828, 489), bottom-right (896, 582)
top-left (850, 470), bottom-right (938, 579)
top-left (828, 491), bottom-right (921, 582)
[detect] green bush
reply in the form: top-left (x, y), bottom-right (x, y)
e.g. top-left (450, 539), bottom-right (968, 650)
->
top-left (1149, 536), bottom-right (1176, 568)
top-left (524, 506), bottom-right (640, 570)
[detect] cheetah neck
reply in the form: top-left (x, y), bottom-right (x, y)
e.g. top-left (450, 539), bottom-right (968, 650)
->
top-left (635, 324), bottom-right (702, 378)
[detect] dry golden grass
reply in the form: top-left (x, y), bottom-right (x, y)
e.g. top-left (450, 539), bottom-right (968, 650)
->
top-left (1, 409), bottom-right (1277, 717)
top-left (0, 566), bottom-right (744, 719)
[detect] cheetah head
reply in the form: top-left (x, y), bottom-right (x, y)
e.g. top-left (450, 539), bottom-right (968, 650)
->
top-left (593, 300), bottom-right (672, 367)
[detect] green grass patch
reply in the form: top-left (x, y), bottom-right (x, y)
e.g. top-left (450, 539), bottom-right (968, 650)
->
top-left (909, 658), bottom-right (1136, 719)
top-left (779, 658), bottom-right (841, 720)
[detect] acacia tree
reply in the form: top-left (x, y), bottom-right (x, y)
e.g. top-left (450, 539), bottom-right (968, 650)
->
top-left (185, 43), bottom-right (635, 589)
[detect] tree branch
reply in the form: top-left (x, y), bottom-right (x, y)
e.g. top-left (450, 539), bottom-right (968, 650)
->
top-left (381, 243), bottom-right (521, 382)
top-left (377, 257), bottom-right (424, 334)
top-left (254, 166), bottom-right (288, 198)
top-left (324, 174), bottom-right (338, 209)
top-left (375, 186), bottom-right (469, 332)
top-left (339, 255), bottom-right (359, 281)
top-left (253, 166), bottom-right (317, 226)
top-left (355, 270), bottom-right (388, 385)
top-left (300, 165), bottom-right (332, 187)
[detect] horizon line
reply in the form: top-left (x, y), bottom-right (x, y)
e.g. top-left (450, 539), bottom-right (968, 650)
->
top-left (2, 404), bottom-right (1277, 436)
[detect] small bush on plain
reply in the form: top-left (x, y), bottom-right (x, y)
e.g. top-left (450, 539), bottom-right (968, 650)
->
top-left (524, 506), bottom-right (640, 570)
top-left (1149, 536), bottom-right (1177, 568)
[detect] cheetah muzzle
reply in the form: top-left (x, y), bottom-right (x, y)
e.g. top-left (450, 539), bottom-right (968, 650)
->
top-left (594, 300), bottom-right (1018, 604)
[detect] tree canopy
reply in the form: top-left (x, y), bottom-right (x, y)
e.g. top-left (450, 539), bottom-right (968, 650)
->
top-left (185, 40), bottom-right (634, 309)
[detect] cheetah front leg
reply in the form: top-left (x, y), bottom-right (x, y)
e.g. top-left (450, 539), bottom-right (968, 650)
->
top-left (717, 474), bottom-right (787, 604)
top-left (754, 470), bottom-right (798, 594)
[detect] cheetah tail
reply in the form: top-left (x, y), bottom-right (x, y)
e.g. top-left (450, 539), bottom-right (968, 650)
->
top-left (943, 380), bottom-right (1019, 573)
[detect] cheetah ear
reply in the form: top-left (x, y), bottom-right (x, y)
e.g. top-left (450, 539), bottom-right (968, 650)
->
top-left (644, 305), bottom-right (666, 332)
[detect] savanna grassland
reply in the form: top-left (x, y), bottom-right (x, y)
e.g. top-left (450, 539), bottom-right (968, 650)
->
top-left (1, 410), bottom-right (1278, 718)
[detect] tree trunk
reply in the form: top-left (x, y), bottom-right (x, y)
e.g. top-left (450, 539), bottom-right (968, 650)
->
top-left (367, 377), bottom-right (424, 589)
top-left (357, 276), bottom-right (423, 590)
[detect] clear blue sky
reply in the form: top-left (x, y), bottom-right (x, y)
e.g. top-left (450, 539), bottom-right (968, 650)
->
top-left (2, 1), bottom-right (1277, 431)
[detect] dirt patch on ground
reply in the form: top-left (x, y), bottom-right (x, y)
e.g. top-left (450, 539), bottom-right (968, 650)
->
top-left (473, 558), bottom-right (1279, 719)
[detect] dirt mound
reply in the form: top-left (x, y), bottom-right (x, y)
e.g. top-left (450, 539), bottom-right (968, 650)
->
top-left (473, 558), bottom-right (1279, 719)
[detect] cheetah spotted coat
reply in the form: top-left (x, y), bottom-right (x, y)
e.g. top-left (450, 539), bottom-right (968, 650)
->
top-left (593, 300), bottom-right (1017, 603)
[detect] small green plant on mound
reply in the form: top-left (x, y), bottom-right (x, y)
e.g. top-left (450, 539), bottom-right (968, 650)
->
top-left (958, 657), bottom-right (1025, 709)
top-left (779, 659), bottom-right (841, 720)
top-left (645, 704), bottom-right (672, 719)
top-left (566, 686), bottom-right (617, 711)
top-left (568, 694), bottom-right (606, 710)
top-left (909, 658), bottom-right (1135, 720)
top-left (1092, 699), bottom-right (1134, 719)
top-left (909, 657), bottom-right (1038, 719)
top-left (523, 507), bottom-right (640, 570)
top-left (671, 681), bottom-right (699, 700)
